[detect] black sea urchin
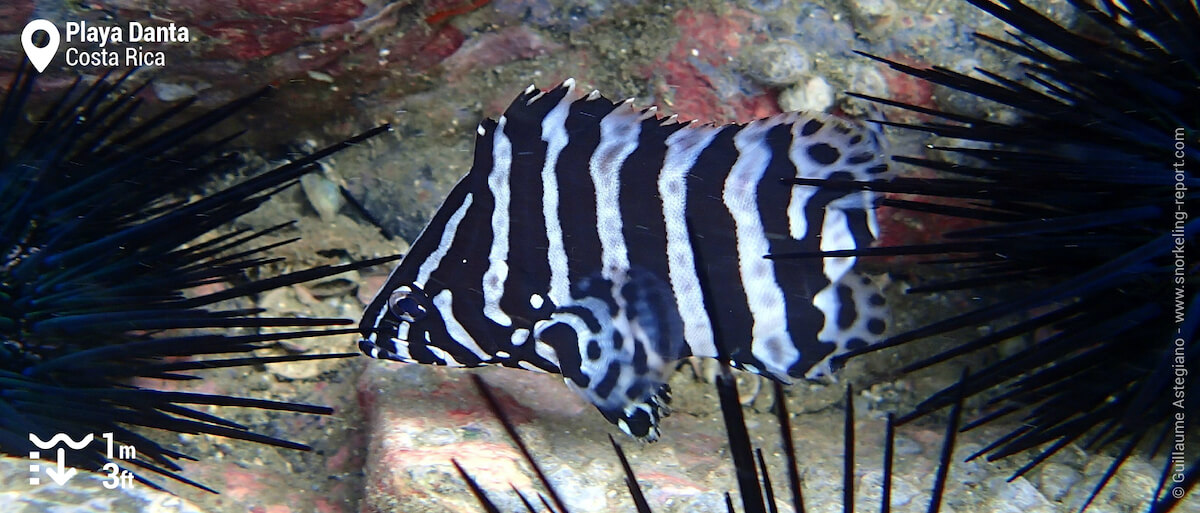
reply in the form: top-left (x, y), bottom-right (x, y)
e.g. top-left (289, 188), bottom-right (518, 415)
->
top-left (0, 63), bottom-right (396, 491)
top-left (775, 0), bottom-right (1197, 509)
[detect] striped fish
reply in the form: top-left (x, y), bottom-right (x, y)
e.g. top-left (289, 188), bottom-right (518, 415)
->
top-left (359, 80), bottom-right (892, 441)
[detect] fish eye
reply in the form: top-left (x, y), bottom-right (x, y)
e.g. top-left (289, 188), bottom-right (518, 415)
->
top-left (387, 285), bottom-right (428, 322)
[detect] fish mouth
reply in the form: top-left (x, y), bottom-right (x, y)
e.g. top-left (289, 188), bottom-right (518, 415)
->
top-left (356, 337), bottom-right (379, 358)
top-left (356, 309), bottom-right (413, 360)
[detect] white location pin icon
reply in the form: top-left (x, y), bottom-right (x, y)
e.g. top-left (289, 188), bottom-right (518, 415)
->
top-left (22, 19), bottom-right (61, 73)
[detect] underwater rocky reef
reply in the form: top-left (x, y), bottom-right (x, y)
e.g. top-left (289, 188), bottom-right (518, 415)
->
top-left (0, 0), bottom-right (1196, 512)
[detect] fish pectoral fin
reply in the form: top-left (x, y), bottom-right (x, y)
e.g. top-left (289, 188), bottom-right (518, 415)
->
top-left (535, 269), bottom-right (685, 441)
top-left (589, 379), bottom-right (672, 443)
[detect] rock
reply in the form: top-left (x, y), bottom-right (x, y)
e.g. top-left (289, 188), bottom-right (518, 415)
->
top-left (742, 40), bottom-right (810, 87)
top-left (651, 8), bottom-right (780, 124)
top-left (358, 272), bottom-right (391, 306)
top-left (848, 0), bottom-right (899, 38)
top-left (793, 5), bottom-right (858, 59)
top-left (891, 433), bottom-right (923, 456)
top-left (872, 54), bottom-right (937, 117)
top-left (306, 70), bottom-right (336, 83)
top-left (545, 465), bottom-right (610, 513)
top-left (1035, 461), bottom-right (1080, 502)
top-left (778, 76), bottom-right (835, 113)
top-left (859, 469), bottom-right (921, 509)
top-left (357, 362), bottom-right (556, 512)
top-left (745, 0), bottom-right (783, 13)
top-left (441, 26), bottom-right (562, 77)
top-left (950, 443), bottom-right (989, 486)
top-left (1115, 460), bottom-right (1162, 512)
top-left (0, 456), bottom-right (207, 513)
top-left (1063, 458), bottom-right (1123, 513)
top-left (152, 81), bottom-right (209, 102)
top-left (306, 269), bottom-right (361, 299)
top-left (980, 476), bottom-right (1055, 513)
top-left (269, 354), bottom-right (342, 380)
top-left (849, 62), bottom-right (890, 98)
top-left (301, 172), bottom-right (345, 222)
top-left (356, 361), bottom-right (735, 512)
top-left (259, 287), bottom-right (307, 316)
top-left (844, 63), bottom-right (890, 115)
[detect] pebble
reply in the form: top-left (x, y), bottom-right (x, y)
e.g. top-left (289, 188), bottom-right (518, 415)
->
top-left (415, 427), bottom-right (460, 446)
top-left (859, 470), bottom-right (921, 509)
top-left (152, 81), bottom-right (205, 102)
top-left (793, 6), bottom-right (857, 59)
top-left (742, 40), bottom-right (810, 87)
top-left (982, 476), bottom-right (1055, 513)
top-left (300, 172), bottom-right (344, 222)
top-left (745, 0), bottom-right (783, 13)
top-left (306, 70), bottom-right (335, 83)
top-left (269, 358), bottom-right (328, 380)
top-left (1064, 458), bottom-right (1123, 513)
top-left (547, 466), bottom-right (609, 513)
top-left (259, 287), bottom-right (304, 315)
top-left (891, 433), bottom-right (923, 456)
top-left (307, 269), bottom-right (361, 298)
top-left (951, 443), bottom-right (989, 486)
top-left (1035, 462), bottom-right (1081, 502)
top-left (1083, 455), bottom-right (1117, 479)
top-left (778, 76), bottom-right (835, 113)
top-left (1115, 460), bottom-right (1161, 511)
top-left (665, 493), bottom-right (729, 513)
top-left (849, 0), bottom-right (899, 38)
top-left (440, 26), bottom-right (563, 77)
top-left (848, 62), bottom-right (889, 99)
top-left (1064, 486), bottom-right (1122, 513)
